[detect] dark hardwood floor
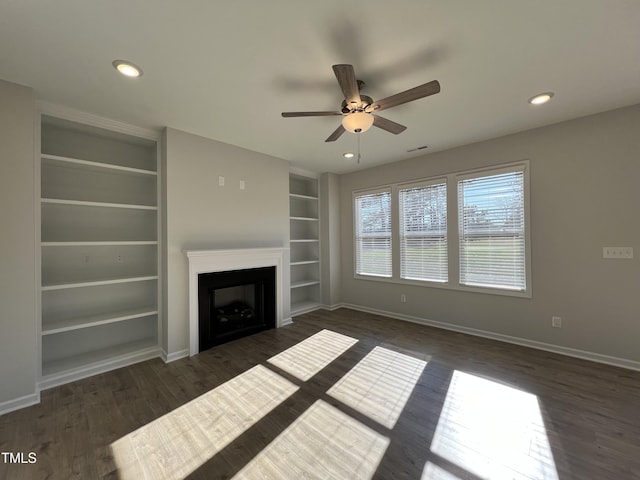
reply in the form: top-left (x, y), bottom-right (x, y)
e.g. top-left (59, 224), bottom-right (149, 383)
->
top-left (1, 308), bottom-right (639, 479)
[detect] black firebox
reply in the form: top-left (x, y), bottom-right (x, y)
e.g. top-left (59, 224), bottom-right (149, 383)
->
top-left (198, 266), bottom-right (276, 352)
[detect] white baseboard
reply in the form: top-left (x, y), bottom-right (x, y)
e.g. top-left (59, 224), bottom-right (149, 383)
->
top-left (160, 348), bottom-right (189, 363)
top-left (340, 303), bottom-right (640, 372)
top-left (291, 304), bottom-right (323, 316)
top-left (323, 303), bottom-right (347, 312)
top-left (0, 392), bottom-right (41, 416)
top-left (281, 317), bottom-right (294, 326)
top-left (39, 346), bottom-right (162, 391)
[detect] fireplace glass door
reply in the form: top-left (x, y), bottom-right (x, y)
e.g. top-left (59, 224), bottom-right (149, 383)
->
top-left (198, 266), bottom-right (275, 351)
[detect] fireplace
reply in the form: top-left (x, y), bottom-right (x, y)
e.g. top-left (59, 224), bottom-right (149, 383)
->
top-left (198, 266), bottom-right (275, 351)
top-left (186, 247), bottom-right (287, 356)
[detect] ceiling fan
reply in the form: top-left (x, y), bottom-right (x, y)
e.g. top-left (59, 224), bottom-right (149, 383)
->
top-left (281, 64), bottom-right (440, 142)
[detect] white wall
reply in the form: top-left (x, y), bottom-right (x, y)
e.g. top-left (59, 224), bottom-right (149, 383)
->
top-left (339, 104), bottom-right (640, 366)
top-left (162, 128), bottom-right (290, 356)
top-left (0, 79), bottom-right (38, 408)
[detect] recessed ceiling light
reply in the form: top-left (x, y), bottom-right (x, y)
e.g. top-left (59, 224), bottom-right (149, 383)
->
top-left (343, 152), bottom-right (355, 159)
top-left (112, 60), bottom-right (143, 78)
top-left (528, 92), bottom-right (554, 105)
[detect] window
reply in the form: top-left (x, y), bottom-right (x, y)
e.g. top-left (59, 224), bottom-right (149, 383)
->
top-left (399, 181), bottom-right (447, 282)
top-left (354, 190), bottom-right (392, 277)
top-left (351, 161), bottom-right (530, 296)
top-left (458, 167), bottom-right (526, 291)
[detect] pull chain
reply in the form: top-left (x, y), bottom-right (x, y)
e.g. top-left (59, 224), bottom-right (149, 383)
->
top-left (357, 133), bottom-right (361, 164)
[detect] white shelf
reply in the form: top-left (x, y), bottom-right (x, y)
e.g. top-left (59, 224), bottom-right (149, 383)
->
top-left (41, 153), bottom-right (157, 176)
top-left (40, 113), bottom-right (160, 389)
top-left (42, 275), bottom-right (158, 291)
top-left (41, 198), bottom-right (157, 210)
top-left (41, 202), bottom-right (157, 242)
top-left (290, 175), bottom-right (319, 198)
top-left (291, 280), bottom-right (320, 289)
top-left (41, 337), bottom-right (158, 378)
top-left (289, 193), bottom-right (318, 201)
top-left (291, 260), bottom-right (320, 266)
top-left (289, 173), bottom-right (321, 311)
top-left (42, 307), bottom-right (158, 335)
top-left (42, 241), bottom-right (157, 247)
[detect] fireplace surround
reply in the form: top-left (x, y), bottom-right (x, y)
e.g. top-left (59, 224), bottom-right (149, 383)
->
top-left (186, 247), bottom-right (286, 356)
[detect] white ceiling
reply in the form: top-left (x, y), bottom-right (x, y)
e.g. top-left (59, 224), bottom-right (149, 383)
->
top-left (1, 1), bottom-right (639, 174)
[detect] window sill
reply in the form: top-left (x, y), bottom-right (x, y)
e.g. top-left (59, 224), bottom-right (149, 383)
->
top-left (353, 274), bottom-right (532, 299)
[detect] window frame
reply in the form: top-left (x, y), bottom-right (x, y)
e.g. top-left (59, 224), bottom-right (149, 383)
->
top-left (456, 163), bottom-right (531, 296)
top-left (353, 187), bottom-right (393, 279)
top-left (351, 161), bottom-right (531, 298)
top-left (397, 178), bottom-right (448, 284)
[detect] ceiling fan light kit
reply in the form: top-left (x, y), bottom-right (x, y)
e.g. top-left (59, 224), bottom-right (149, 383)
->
top-left (281, 64), bottom-right (440, 143)
top-left (342, 111), bottom-right (374, 133)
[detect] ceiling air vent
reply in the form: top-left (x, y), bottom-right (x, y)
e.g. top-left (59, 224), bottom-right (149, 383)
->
top-left (407, 145), bottom-right (428, 153)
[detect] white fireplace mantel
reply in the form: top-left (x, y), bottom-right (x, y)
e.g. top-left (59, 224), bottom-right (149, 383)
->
top-left (185, 247), bottom-right (286, 356)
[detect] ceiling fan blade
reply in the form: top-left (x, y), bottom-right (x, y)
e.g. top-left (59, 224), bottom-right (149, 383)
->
top-left (371, 80), bottom-right (440, 112)
top-left (325, 124), bottom-right (346, 142)
top-left (373, 115), bottom-right (407, 134)
top-left (332, 64), bottom-right (361, 105)
top-left (282, 111), bottom-right (342, 117)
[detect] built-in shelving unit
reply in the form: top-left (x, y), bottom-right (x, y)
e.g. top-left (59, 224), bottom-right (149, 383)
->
top-left (39, 113), bottom-right (160, 388)
top-left (289, 174), bottom-right (321, 315)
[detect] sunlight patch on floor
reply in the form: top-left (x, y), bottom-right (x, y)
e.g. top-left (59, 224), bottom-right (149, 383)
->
top-left (421, 462), bottom-right (463, 480)
top-left (233, 399), bottom-right (390, 480)
top-left (327, 346), bottom-right (427, 428)
top-left (267, 329), bottom-right (358, 381)
top-left (430, 371), bottom-right (559, 480)
top-left (111, 364), bottom-right (298, 480)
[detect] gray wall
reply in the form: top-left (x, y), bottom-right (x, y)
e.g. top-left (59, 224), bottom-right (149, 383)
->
top-left (319, 173), bottom-right (342, 307)
top-left (0, 79), bottom-right (37, 406)
top-left (162, 128), bottom-right (290, 355)
top-left (339, 104), bottom-right (640, 364)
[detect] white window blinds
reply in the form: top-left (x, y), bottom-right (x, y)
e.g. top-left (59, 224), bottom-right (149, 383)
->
top-left (458, 169), bottom-right (526, 291)
top-left (354, 191), bottom-right (392, 277)
top-left (399, 182), bottom-right (447, 282)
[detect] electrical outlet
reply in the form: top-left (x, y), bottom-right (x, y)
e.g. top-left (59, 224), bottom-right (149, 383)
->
top-left (240, 180), bottom-right (245, 190)
top-left (218, 176), bottom-right (225, 186)
top-left (401, 294), bottom-right (407, 303)
top-left (551, 316), bottom-right (562, 328)
top-left (117, 255), bottom-right (124, 263)
top-left (603, 247), bottom-right (634, 259)
top-left (83, 255), bottom-right (90, 264)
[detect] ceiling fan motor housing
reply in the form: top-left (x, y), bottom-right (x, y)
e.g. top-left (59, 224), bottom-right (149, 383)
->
top-left (341, 95), bottom-right (374, 114)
